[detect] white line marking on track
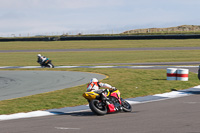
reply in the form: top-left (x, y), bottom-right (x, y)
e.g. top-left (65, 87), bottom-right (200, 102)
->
top-left (0, 111), bottom-right (54, 121)
top-left (126, 100), bottom-right (141, 104)
top-left (55, 127), bottom-right (80, 130)
top-left (154, 91), bottom-right (190, 98)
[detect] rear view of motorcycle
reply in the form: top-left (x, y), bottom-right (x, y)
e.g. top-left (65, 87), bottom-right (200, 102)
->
top-left (37, 54), bottom-right (54, 68)
top-left (43, 59), bottom-right (54, 68)
top-left (83, 89), bottom-right (132, 115)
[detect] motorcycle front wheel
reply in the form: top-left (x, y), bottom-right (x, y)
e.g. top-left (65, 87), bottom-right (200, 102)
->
top-left (89, 99), bottom-right (107, 115)
top-left (121, 99), bottom-right (132, 112)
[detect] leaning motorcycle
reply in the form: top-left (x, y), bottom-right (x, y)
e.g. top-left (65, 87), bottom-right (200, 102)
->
top-left (41, 59), bottom-right (54, 68)
top-left (83, 89), bottom-right (132, 115)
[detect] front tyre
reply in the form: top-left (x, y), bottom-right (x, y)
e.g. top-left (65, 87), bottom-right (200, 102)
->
top-left (121, 99), bottom-right (132, 112)
top-left (89, 99), bottom-right (107, 115)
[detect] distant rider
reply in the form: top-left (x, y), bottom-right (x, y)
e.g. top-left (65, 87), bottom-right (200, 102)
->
top-left (37, 54), bottom-right (48, 67)
top-left (87, 78), bottom-right (116, 100)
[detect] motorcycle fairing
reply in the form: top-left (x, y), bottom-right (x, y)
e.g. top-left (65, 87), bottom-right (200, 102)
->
top-left (83, 92), bottom-right (100, 101)
top-left (110, 90), bottom-right (121, 104)
top-left (107, 104), bottom-right (115, 113)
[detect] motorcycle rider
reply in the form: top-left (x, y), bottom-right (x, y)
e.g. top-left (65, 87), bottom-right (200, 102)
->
top-left (87, 78), bottom-right (116, 100)
top-left (37, 54), bottom-right (48, 67)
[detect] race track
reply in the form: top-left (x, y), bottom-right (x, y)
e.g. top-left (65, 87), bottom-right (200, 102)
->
top-left (0, 71), bottom-right (106, 101)
top-left (1, 94), bottom-right (200, 133)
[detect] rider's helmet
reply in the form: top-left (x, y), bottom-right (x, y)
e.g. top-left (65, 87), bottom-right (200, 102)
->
top-left (37, 54), bottom-right (41, 57)
top-left (90, 78), bottom-right (98, 83)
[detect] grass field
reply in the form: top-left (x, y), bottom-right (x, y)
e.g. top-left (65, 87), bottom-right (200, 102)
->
top-left (0, 50), bottom-right (200, 66)
top-left (0, 39), bottom-right (200, 114)
top-left (0, 39), bottom-right (200, 50)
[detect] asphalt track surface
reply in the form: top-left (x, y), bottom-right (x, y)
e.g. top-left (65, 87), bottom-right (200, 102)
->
top-left (1, 94), bottom-right (200, 133)
top-left (1, 47), bottom-right (200, 133)
top-left (0, 71), bottom-right (106, 101)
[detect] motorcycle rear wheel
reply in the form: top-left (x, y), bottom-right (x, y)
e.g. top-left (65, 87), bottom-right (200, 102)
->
top-left (89, 99), bottom-right (107, 115)
top-left (47, 63), bottom-right (54, 68)
top-left (121, 99), bottom-right (132, 112)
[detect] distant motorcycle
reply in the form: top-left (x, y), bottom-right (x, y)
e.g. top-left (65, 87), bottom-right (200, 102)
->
top-left (40, 59), bottom-right (54, 68)
top-left (83, 89), bottom-right (132, 115)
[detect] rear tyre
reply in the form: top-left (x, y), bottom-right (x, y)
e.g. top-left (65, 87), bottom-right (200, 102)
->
top-left (121, 99), bottom-right (132, 112)
top-left (89, 100), bottom-right (107, 115)
top-left (47, 63), bottom-right (54, 68)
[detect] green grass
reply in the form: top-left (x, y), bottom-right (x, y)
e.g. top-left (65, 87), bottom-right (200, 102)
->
top-left (0, 68), bottom-right (199, 115)
top-left (0, 39), bottom-right (200, 50)
top-left (0, 50), bottom-right (200, 66)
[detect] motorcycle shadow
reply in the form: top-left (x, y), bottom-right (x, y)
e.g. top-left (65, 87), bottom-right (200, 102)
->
top-left (65, 111), bottom-right (96, 117)
top-left (49, 111), bottom-right (97, 117)
top-left (49, 110), bottom-right (135, 117)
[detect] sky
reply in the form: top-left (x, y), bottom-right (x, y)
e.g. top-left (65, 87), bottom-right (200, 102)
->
top-left (1, 0), bottom-right (200, 37)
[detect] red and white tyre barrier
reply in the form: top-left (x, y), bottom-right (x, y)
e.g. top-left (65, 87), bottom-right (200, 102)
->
top-left (177, 69), bottom-right (189, 81)
top-left (167, 68), bottom-right (177, 80)
top-left (167, 68), bottom-right (189, 81)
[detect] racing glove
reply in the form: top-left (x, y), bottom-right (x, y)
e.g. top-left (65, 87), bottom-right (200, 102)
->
top-left (111, 87), bottom-right (117, 91)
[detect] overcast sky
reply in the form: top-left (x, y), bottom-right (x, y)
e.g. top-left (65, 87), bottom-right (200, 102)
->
top-left (0, 0), bottom-right (200, 37)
